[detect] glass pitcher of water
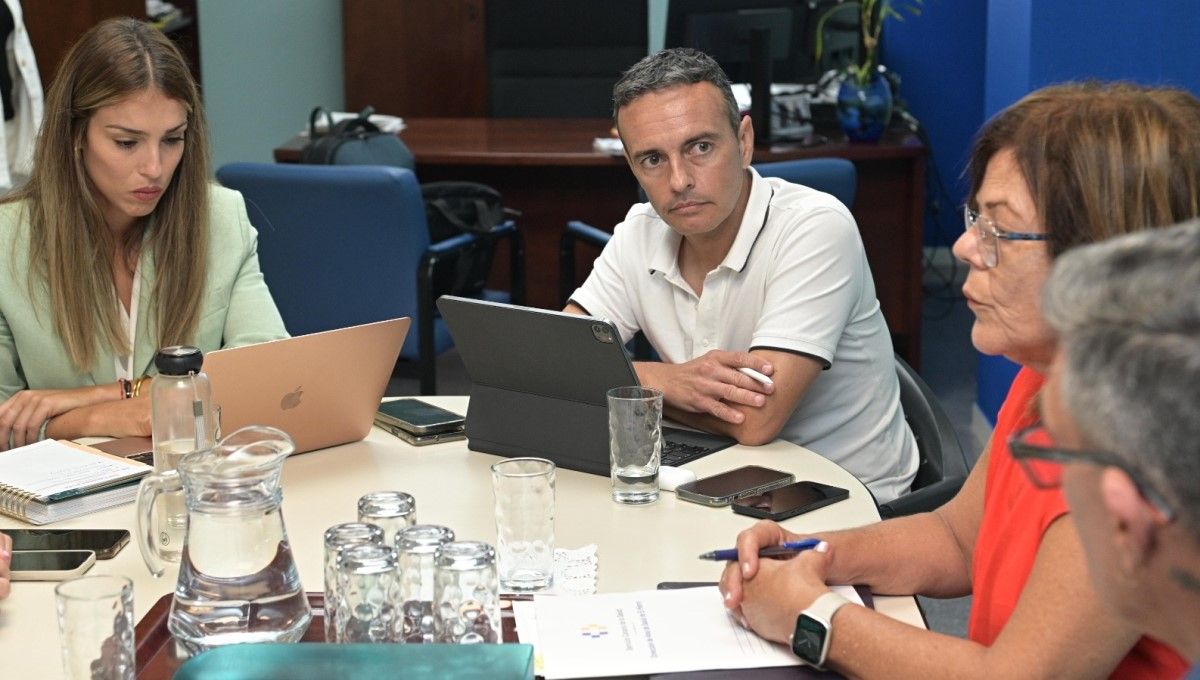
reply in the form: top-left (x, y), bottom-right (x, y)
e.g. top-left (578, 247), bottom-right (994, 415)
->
top-left (136, 425), bottom-right (311, 654)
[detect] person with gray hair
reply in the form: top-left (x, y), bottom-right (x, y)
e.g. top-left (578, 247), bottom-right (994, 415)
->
top-left (1012, 220), bottom-right (1200, 679)
top-left (564, 48), bottom-right (918, 502)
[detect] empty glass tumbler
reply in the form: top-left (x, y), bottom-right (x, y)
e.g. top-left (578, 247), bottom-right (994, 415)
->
top-left (607, 386), bottom-right (663, 504)
top-left (323, 522), bottom-right (385, 642)
top-left (357, 491), bottom-right (417, 546)
top-left (491, 457), bottom-right (555, 590)
top-left (433, 541), bottom-right (501, 643)
top-left (55, 575), bottom-right (135, 680)
top-left (335, 543), bottom-right (400, 643)
top-left (395, 524), bottom-right (456, 643)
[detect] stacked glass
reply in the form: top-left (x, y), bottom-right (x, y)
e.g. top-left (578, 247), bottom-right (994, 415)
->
top-left (322, 522), bottom-right (385, 642)
top-left (357, 491), bottom-right (417, 546)
top-left (335, 542), bottom-right (399, 643)
top-left (395, 524), bottom-right (456, 643)
top-left (433, 541), bottom-right (501, 643)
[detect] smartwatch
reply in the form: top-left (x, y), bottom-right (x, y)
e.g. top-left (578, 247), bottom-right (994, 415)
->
top-left (790, 591), bottom-right (851, 670)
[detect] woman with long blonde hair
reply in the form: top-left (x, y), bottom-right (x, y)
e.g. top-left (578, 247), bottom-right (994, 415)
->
top-left (0, 17), bottom-right (286, 449)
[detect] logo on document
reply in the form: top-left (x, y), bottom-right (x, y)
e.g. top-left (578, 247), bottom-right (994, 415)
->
top-left (579, 623), bottom-right (608, 639)
top-left (280, 386), bottom-right (303, 410)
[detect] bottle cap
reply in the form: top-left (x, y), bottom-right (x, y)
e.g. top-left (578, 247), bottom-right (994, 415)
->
top-left (154, 345), bottom-right (204, 376)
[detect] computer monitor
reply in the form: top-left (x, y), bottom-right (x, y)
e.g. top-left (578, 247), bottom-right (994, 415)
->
top-left (665, 0), bottom-right (860, 141)
top-left (665, 0), bottom-right (852, 85)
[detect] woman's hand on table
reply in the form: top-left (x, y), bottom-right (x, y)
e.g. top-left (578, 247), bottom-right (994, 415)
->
top-left (0, 385), bottom-right (123, 450)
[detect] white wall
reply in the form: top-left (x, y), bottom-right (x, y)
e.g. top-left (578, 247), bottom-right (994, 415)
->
top-left (197, 0), bottom-right (344, 170)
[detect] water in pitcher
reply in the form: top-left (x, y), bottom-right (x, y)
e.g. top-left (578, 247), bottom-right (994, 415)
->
top-left (168, 493), bottom-right (309, 652)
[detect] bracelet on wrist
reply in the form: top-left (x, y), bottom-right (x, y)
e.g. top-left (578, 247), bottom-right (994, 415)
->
top-left (37, 417), bottom-right (51, 442)
top-left (118, 378), bottom-right (132, 399)
top-left (132, 375), bottom-right (149, 398)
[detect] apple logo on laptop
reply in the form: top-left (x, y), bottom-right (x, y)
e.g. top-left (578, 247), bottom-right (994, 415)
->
top-left (280, 386), bottom-right (303, 410)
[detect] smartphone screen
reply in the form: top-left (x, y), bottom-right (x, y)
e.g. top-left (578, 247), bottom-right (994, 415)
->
top-left (676, 466), bottom-right (795, 505)
top-left (11, 550), bottom-right (95, 572)
top-left (732, 481), bottom-right (849, 520)
top-left (376, 399), bottom-right (464, 434)
top-left (6, 529), bottom-right (130, 559)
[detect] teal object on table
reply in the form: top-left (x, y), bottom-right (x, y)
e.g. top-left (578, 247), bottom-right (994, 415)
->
top-left (174, 643), bottom-right (536, 680)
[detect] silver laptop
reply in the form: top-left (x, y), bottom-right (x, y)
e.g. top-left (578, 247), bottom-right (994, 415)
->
top-left (203, 318), bottom-right (410, 454)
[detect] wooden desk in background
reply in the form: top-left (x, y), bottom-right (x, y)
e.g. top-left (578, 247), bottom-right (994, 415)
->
top-left (275, 118), bottom-right (927, 367)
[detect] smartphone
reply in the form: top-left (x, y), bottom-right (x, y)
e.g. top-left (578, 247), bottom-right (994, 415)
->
top-left (674, 465), bottom-right (796, 507)
top-left (6, 529), bottom-right (130, 559)
top-left (731, 481), bottom-right (850, 521)
top-left (376, 419), bottom-right (466, 446)
top-left (376, 399), bottom-right (465, 435)
top-left (9, 550), bottom-right (97, 580)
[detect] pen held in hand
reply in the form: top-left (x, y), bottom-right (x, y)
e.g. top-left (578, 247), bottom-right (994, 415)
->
top-left (698, 538), bottom-right (821, 561)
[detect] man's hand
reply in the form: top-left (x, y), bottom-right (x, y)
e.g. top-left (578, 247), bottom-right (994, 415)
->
top-left (0, 531), bottom-right (12, 600)
top-left (0, 385), bottom-right (117, 450)
top-left (637, 350), bottom-right (774, 425)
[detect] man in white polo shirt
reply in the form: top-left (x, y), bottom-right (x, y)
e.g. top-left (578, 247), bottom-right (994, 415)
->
top-left (565, 48), bottom-right (917, 502)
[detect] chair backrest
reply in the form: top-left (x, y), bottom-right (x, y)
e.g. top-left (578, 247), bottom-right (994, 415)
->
top-left (216, 162), bottom-right (429, 358)
top-left (752, 158), bottom-right (857, 209)
top-left (894, 355), bottom-right (969, 491)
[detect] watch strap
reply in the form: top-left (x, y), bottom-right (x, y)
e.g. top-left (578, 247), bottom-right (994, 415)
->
top-left (792, 591), bottom-right (852, 669)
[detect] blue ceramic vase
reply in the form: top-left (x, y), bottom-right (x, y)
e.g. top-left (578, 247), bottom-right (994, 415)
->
top-left (836, 72), bottom-right (894, 143)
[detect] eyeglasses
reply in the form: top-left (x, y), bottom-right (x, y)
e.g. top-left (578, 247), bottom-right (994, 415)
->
top-left (1008, 424), bottom-right (1175, 520)
top-left (962, 206), bottom-right (1049, 268)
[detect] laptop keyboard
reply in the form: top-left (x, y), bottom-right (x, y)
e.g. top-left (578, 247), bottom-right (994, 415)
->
top-left (660, 437), bottom-right (720, 467)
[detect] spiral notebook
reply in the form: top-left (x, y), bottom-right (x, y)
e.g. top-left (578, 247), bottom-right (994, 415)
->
top-left (0, 439), bottom-right (152, 525)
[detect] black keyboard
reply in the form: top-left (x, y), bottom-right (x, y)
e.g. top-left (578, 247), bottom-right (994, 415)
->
top-left (660, 426), bottom-right (737, 467)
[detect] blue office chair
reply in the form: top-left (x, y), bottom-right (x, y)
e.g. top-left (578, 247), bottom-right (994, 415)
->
top-left (560, 157), bottom-right (858, 306)
top-left (216, 163), bottom-right (523, 394)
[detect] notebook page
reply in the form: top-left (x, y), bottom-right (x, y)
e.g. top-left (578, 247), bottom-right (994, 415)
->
top-left (0, 440), bottom-right (147, 501)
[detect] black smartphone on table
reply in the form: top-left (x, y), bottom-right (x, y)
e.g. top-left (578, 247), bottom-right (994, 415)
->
top-left (376, 399), bottom-right (465, 435)
top-left (674, 465), bottom-right (795, 507)
top-left (6, 528), bottom-right (130, 559)
top-left (9, 550), bottom-right (96, 580)
top-left (731, 481), bottom-right (850, 521)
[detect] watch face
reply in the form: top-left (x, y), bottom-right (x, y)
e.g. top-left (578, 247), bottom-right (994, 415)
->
top-left (792, 615), bottom-right (826, 662)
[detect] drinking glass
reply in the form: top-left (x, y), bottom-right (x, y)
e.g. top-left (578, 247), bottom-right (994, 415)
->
top-left (55, 575), bottom-right (135, 680)
top-left (323, 522), bottom-right (385, 642)
top-left (433, 541), bottom-right (500, 643)
top-left (395, 524), bottom-right (456, 643)
top-left (335, 543), bottom-right (400, 643)
top-left (607, 386), bottom-right (663, 504)
top-left (357, 491), bottom-right (416, 546)
top-left (491, 457), bottom-right (555, 590)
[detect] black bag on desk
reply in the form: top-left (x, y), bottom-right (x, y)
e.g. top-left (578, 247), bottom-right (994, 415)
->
top-left (421, 181), bottom-right (507, 298)
top-left (301, 106), bottom-right (415, 170)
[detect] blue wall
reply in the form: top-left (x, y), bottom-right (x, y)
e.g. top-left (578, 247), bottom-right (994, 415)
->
top-left (882, 2), bottom-right (987, 247)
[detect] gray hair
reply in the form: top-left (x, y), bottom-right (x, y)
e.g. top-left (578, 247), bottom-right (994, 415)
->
top-left (612, 48), bottom-right (740, 133)
top-left (1042, 220), bottom-right (1200, 538)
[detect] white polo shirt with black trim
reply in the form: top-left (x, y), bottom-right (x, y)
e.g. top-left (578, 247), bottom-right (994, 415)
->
top-left (570, 167), bottom-right (918, 503)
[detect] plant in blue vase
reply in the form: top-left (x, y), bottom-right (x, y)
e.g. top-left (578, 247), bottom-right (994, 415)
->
top-left (819, 0), bottom-right (922, 143)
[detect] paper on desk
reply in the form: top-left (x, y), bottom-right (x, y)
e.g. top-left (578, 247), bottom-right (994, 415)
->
top-left (513, 585), bottom-right (862, 679)
top-left (302, 111), bottom-right (406, 135)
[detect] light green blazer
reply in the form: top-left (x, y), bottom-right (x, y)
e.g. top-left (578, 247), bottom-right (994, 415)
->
top-left (0, 184), bottom-right (288, 400)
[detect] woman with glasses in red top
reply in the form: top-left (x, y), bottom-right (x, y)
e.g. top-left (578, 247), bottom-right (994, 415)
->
top-left (719, 82), bottom-right (1200, 678)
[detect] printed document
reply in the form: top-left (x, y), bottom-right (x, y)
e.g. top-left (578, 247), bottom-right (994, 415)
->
top-left (513, 585), bottom-right (863, 679)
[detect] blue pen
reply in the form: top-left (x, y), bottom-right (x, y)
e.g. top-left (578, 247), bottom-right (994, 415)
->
top-left (698, 538), bottom-right (821, 561)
